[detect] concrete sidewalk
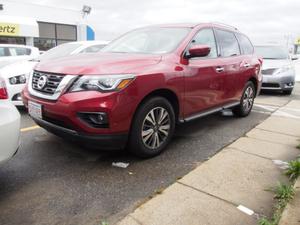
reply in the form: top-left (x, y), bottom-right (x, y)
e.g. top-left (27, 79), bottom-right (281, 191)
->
top-left (117, 100), bottom-right (300, 225)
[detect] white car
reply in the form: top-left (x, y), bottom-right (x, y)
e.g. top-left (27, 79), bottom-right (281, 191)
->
top-left (0, 44), bottom-right (39, 68)
top-left (0, 40), bottom-right (108, 106)
top-left (0, 77), bottom-right (20, 164)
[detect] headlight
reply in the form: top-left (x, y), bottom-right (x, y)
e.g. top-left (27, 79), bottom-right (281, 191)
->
top-left (69, 74), bottom-right (135, 92)
top-left (9, 74), bottom-right (27, 85)
top-left (274, 65), bottom-right (294, 75)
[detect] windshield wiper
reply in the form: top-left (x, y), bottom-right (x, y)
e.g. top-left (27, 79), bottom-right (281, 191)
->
top-left (30, 59), bottom-right (40, 62)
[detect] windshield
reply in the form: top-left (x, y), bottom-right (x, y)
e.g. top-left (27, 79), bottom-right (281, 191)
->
top-left (101, 27), bottom-right (191, 54)
top-left (255, 46), bottom-right (289, 59)
top-left (37, 43), bottom-right (82, 61)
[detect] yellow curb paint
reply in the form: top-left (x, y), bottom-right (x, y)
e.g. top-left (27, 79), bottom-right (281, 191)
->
top-left (20, 125), bottom-right (40, 132)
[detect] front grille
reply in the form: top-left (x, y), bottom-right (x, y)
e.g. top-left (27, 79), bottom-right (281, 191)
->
top-left (262, 68), bottom-right (277, 75)
top-left (262, 83), bottom-right (280, 88)
top-left (32, 71), bottom-right (64, 95)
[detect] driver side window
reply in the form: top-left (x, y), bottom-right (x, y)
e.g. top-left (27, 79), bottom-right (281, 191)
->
top-left (190, 28), bottom-right (217, 59)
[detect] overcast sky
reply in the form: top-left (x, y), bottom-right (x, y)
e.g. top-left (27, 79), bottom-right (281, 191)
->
top-left (9, 0), bottom-right (300, 45)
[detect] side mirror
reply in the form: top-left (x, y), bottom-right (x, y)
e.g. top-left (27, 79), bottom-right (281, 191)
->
top-left (188, 44), bottom-right (211, 58)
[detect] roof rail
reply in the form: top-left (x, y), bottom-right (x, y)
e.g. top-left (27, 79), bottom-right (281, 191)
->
top-left (210, 22), bottom-right (239, 31)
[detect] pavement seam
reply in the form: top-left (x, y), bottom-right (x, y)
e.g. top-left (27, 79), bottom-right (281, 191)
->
top-left (176, 180), bottom-right (239, 208)
top-left (228, 147), bottom-right (274, 161)
top-left (243, 135), bottom-right (298, 147)
top-left (177, 180), bottom-right (263, 220)
top-left (252, 109), bottom-right (272, 115)
top-left (255, 127), bottom-right (300, 138)
top-left (128, 215), bottom-right (144, 225)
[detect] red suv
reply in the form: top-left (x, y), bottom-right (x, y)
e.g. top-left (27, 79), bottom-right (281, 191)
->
top-left (23, 23), bottom-right (262, 158)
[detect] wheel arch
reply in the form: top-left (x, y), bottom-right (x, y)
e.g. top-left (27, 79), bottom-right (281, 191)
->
top-left (134, 88), bottom-right (180, 122)
top-left (248, 76), bottom-right (258, 95)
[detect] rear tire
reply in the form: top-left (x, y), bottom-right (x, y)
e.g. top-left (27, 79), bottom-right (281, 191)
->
top-left (233, 81), bottom-right (255, 117)
top-left (128, 97), bottom-right (175, 158)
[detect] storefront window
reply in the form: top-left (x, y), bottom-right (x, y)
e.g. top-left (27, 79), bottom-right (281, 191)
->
top-left (0, 36), bottom-right (26, 45)
top-left (34, 22), bottom-right (77, 51)
top-left (34, 38), bottom-right (56, 51)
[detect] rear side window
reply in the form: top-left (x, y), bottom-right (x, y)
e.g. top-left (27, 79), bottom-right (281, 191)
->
top-left (236, 33), bottom-right (254, 55)
top-left (0, 47), bottom-right (10, 57)
top-left (15, 47), bottom-right (31, 56)
top-left (215, 29), bottom-right (240, 57)
top-left (8, 47), bottom-right (31, 56)
top-left (189, 28), bottom-right (217, 58)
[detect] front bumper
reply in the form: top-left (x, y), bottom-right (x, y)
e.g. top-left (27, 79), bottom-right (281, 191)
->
top-left (23, 86), bottom-right (137, 134)
top-left (6, 83), bottom-right (25, 106)
top-left (261, 73), bottom-right (295, 91)
top-left (0, 100), bottom-right (20, 164)
top-left (33, 117), bottom-right (128, 150)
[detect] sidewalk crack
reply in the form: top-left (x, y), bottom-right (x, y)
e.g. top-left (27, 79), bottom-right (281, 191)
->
top-left (228, 147), bottom-right (273, 161)
top-left (128, 215), bottom-right (144, 225)
top-left (245, 135), bottom-right (298, 146)
top-left (176, 181), bottom-right (238, 207)
top-left (177, 181), bottom-right (263, 220)
top-left (255, 128), bottom-right (300, 138)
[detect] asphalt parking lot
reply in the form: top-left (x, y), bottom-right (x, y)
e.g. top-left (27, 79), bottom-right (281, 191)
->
top-left (1, 85), bottom-right (299, 225)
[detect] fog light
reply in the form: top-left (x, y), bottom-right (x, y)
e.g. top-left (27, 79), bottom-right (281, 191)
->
top-left (12, 93), bottom-right (22, 101)
top-left (78, 112), bottom-right (109, 128)
top-left (89, 113), bottom-right (106, 125)
top-left (284, 82), bottom-right (294, 88)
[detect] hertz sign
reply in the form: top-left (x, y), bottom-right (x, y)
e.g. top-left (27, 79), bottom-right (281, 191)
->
top-left (0, 23), bottom-right (20, 36)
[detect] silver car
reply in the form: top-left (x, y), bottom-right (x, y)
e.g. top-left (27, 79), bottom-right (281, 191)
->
top-left (255, 45), bottom-right (296, 95)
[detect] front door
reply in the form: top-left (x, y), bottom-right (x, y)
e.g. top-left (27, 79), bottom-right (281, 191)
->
top-left (184, 28), bottom-right (226, 118)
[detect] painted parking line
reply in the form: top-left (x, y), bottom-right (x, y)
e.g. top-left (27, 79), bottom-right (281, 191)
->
top-left (20, 125), bottom-right (40, 132)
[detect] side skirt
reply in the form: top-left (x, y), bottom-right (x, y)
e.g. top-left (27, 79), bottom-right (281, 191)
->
top-left (179, 101), bottom-right (240, 123)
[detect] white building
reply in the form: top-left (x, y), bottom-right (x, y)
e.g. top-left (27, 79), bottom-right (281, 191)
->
top-left (0, 1), bottom-right (95, 50)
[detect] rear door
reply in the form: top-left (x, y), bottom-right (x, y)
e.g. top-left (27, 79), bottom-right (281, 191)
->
top-left (183, 28), bottom-right (224, 117)
top-left (235, 33), bottom-right (257, 97)
top-left (214, 28), bottom-right (242, 103)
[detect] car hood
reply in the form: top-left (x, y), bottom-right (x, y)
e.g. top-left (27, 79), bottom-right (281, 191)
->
top-left (262, 59), bottom-right (292, 70)
top-left (0, 60), bottom-right (38, 78)
top-left (35, 53), bottom-right (162, 75)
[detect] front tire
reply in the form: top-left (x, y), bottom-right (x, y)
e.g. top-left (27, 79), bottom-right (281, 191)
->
top-left (128, 97), bottom-right (175, 158)
top-left (233, 81), bottom-right (255, 117)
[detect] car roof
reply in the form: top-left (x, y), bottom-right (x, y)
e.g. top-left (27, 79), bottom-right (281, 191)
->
top-left (254, 44), bottom-right (286, 48)
top-left (0, 44), bottom-right (34, 48)
top-left (149, 22), bottom-right (239, 32)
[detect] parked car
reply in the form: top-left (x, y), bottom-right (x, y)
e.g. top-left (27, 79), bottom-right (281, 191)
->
top-left (23, 23), bottom-right (262, 158)
top-left (0, 44), bottom-right (39, 68)
top-left (0, 41), bottom-right (108, 106)
top-left (0, 77), bottom-right (20, 164)
top-left (255, 45), bottom-right (296, 95)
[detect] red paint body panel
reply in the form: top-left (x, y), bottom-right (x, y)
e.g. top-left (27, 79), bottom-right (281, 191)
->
top-left (23, 23), bottom-right (262, 141)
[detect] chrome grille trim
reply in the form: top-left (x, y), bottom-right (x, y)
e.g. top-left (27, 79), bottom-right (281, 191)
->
top-left (28, 70), bottom-right (77, 100)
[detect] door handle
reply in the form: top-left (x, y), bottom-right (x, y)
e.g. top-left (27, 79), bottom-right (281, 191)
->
top-left (243, 63), bottom-right (250, 68)
top-left (216, 67), bottom-right (224, 73)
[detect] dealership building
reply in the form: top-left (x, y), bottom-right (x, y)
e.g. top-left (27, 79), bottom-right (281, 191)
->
top-left (0, 1), bottom-right (95, 50)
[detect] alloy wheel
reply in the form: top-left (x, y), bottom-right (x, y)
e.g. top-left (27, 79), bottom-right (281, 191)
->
top-left (141, 107), bottom-right (171, 150)
top-left (243, 86), bottom-right (254, 112)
